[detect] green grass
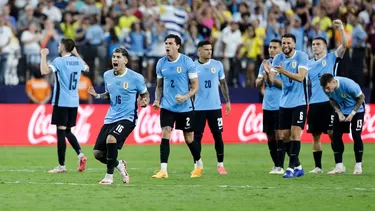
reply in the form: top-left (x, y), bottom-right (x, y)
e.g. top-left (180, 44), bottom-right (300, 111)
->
top-left (1, 144), bottom-right (375, 211)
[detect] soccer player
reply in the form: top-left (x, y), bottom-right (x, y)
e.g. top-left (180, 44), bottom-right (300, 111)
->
top-left (256, 39), bottom-right (284, 174)
top-left (307, 19), bottom-right (348, 174)
top-left (152, 34), bottom-right (203, 178)
top-left (40, 38), bottom-right (89, 173)
top-left (88, 47), bottom-right (149, 184)
top-left (193, 40), bottom-right (231, 175)
top-left (269, 33), bottom-right (309, 178)
top-left (320, 74), bottom-right (364, 175)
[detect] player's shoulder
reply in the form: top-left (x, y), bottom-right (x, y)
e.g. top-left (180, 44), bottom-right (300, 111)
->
top-left (273, 53), bottom-right (283, 61)
top-left (127, 68), bottom-right (145, 81)
top-left (103, 69), bottom-right (114, 78)
top-left (296, 50), bottom-right (308, 58)
top-left (180, 53), bottom-right (194, 62)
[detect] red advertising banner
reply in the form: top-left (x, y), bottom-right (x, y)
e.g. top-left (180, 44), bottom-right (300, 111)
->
top-left (1, 104), bottom-right (375, 146)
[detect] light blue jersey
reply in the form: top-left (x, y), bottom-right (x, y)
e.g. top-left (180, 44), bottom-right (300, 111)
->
top-left (326, 76), bottom-right (364, 115)
top-left (103, 69), bottom-right (147, 124)
top-left (308, 52), bottom-right (339, 104)
top-left (258, 58), bottom-right (282, 111)
top-left (156, 53), bottom-right (197, 113)
top-left (194, 59), bottom-right (224, 111)
top-left (49, 55), bottom-right (85, 107)
top-left (272, 50), bottom-right (309, 108)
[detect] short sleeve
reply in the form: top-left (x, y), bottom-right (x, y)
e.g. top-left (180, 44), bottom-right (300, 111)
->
top-left (186, 57), bottom-right (197, 79)
top-left (49, 58), bottom-right (59, 72)
top-left (298, 52), bottom-right (309, 71)
top-left (218, 61), bottom-right (225, 80)
top-left (136, 75), bottom-right (148, 94)
top-left (344, 79), bottom-right (363, 98)
top-left (156, 59), bottom-right (163, 79)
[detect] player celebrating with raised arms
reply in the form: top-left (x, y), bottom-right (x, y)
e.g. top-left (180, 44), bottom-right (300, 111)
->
top-left (40, 38), bottom-right (89, 174)
top-left (88, 47), bottom-right (149, 184)
top-left (152, 34), bottom-right (203, 179)
top-left (307, 19), bottom-right (348, 174)
top-left (193, 40), bottom-right (231, 175)
top-left (320, 73), bottom-right (365, 175)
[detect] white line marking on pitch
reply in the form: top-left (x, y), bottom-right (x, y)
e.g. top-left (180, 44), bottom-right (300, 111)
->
top-left (1, 181), bottom-right (375, 191)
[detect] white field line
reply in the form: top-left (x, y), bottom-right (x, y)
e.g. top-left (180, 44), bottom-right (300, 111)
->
top-left (1, 181), bottom-right (375, 191)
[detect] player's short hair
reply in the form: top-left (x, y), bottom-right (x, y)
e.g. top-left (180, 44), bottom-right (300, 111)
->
top-left (164, 34), bottom-right (182, 46)
top-left (60, 37), bottom-right (75, 52)
top-left (197, 40), bottom-right (211, 48)
top-left (270, 39), bottom-right (282, 46)
top-left (112, 47), bottom-right (129, 59)
top-left (313, 37), bottom-right (327, 45)
top-left (320, 73), bottom-right (334, 87)
top-left (282, 33), bottom-right (296, 43)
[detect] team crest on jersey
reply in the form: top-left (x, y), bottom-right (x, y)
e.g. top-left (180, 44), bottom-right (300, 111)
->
top-left (123, 82), bottom-right (128, 89)
top-left (341, 93), bottom-right (346, 98)
top-left (211, 67), bottom-right (216, 73)
top-left (322, 60), bottom-right (327, 67)
top-left (177, 66), bottom-right (182, 73)
top-left (292, 61), bottom-right (297, 68)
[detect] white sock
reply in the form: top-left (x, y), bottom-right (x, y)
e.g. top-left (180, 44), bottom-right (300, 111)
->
top-left (194, 162), bottom-right (197, 169)
top-left (336, 163), bottom-right (344, 169)
top-left (161, 163), bottom-right (168, 172)
top-left (196, 159), bottom-right (203, 168)
top-left (355, 162), bottom-right (362, 169)
top-left (295, 165), bottom-right (302, 170)
top-left (105, 173), bottom-right (113, 179)
top-left (59, 164), bottom-right (65, 168)
top-left (217, 162), bottom-right (224, 167)
top-left (78, 153), bottom-right (85, 159)
top-left (287, 167), bottom-right (294, 173)
top-left (116, 161), bottom-right (121, 169)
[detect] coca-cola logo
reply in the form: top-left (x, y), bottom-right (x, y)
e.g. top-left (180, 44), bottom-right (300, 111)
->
top-left (134, 106), bottom-right (185, 144)
top-left (238, 104), bottom-right (267, 142)
top-left (28, 105), bottom-right (94, 144)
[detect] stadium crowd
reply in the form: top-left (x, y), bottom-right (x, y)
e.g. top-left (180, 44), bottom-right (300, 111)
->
top-left (0, 0), bottom-right (373, 89)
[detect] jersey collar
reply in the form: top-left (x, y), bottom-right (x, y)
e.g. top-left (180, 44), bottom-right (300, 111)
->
top-left (115, 68), bottom-right (128, 77)
top-left (335, 77), bottom-right (340, 89)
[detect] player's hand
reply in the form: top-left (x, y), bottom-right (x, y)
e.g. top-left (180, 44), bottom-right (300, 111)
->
top-left (71, 47), bottom-right (78, 55)
top-left (139, 98), bottom-right (149, 108)
top-left (88, 86), bottom-right (97, 97)
top-left (274, 62), bottom-right (286, 74)
top-left (338, 112), bottom-right (346, 122)
top-left (175, 94), bottom-right (188, 103)
top-left (262, 59), bottom-right (271, 74)
top-left (152, 100), bottom-right (160, 109)
top-left (333, 19), bottom-right (343, 29)
top-left (225, 102), bottom-right (231, 115)
top-left (40, 48), bottom-right (49, 56)
top-left (345, 113), bottom-right (354, 122)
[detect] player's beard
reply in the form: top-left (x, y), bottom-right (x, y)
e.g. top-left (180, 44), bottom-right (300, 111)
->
top-left (283, 47), bottom-right (292, 56)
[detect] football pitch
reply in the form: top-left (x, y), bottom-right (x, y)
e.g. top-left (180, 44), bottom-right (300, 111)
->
top-left (1, 143), bottom-right (375, 211)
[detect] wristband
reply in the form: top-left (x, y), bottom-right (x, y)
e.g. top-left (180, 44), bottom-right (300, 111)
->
top-left (350, 110), bottom-right (356, 116)
top-left (95, 94), bottom-right (101, 99)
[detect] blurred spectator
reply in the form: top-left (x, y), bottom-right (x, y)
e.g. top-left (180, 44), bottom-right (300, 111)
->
top-left (79, 0), bottom-right (101, 16)
top-left (4, 34), bottom-right (20, 85)
top-left (78, 72), bottom-right (93, 104)
top-left (17, 5), bottom-right (40, 33)
top-left (2, 4), bottom-right (16, 31)
top-left (25, 71), bottom-right (51, 104)
top-left (125, 21), bottom-right (146, 73)
top-left (60, 12), bottom-right (79, 40)
top-left (0, 15), bottom-right (13, 85)
top-left (41, 19), bottom-right (60, 62)
top-left (42, 0), bottom-right (62, 23)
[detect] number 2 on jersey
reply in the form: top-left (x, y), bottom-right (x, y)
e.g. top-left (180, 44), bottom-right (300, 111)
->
top-left (69, 72), bottom-right (78, 90)
top-left (171, 80), bottom-right (175, 88)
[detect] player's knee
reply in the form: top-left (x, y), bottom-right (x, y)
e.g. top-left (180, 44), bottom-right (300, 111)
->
top-left (327, 130), bottom-right (334, 140)
top-left (312, 132), bottom-right (321, 142)
top-left (162, 127), bottom-right (172, 139)
top-left (106, 135), bottom-right (117, 144)
top-left (183, 132), bottom-right (193, 144)
top-left (93, 150), bottom-right (104, 160)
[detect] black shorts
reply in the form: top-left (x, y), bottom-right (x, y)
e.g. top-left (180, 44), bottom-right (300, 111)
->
top-left (51, 106), bottom-right (78, 127)
top-left (194, 109), bottom-right (223, 134)
top-left (93, 120), bottom-right (135, 151)
top-left (263, 110), bottom-right (279, 134)
top-left (307, 102), bottom-right (334, 134)
top-left (160, 108), bottom-right (194, 132)
top-left (279, 105), bottom-right (307, 130)
top-left (333, 112), bottom-right (364, 134)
